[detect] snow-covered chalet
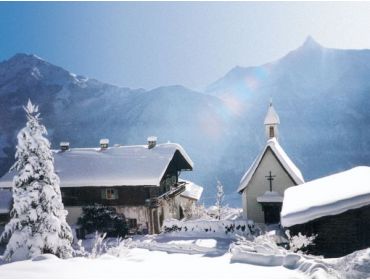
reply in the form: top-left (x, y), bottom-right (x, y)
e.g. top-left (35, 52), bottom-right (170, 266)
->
top-left (237, 102), bottom-right (304, 224)
top-left (281, 166), bottom-right (370, 257)
top-left (0, 137), bottom-right (203, 235)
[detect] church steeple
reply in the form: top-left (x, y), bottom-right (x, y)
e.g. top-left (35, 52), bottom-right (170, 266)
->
top-left (264, 100), bottom-right (280, 140)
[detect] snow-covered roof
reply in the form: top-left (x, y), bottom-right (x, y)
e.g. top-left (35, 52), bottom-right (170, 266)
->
top-left (0, 143), bottom-right (193, 188)
top-left (0, 188), bottom-right (12, 214)
top-left (264, 104), bottom-right (280, 125)
top-left (99, 139), bottom-right (109, 145)
top-left (180, 180), bottom-right (203, 201)
top-left (257, 191), bottom-right (284, 203)
top-left (147, 136), bottom-right (157, 142)
top-left (238, 138), bottom-right (304, 193)
top-left (281, 166), bottom-right (370, 227)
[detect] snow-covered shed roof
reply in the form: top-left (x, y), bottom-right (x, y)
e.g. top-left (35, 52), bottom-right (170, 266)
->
top-left (0, 188), bottom-right (12, 214)
top-left (0, 143), bottom-right (193, 188)
top-left (257, 191), bottom-right (284, 203)
top-left (180, 180), bottom-right (203, 201)
top-left (281, 166), bottom-right (370, 227)
top-left (264, 103), bottom-right (280, 125)
top-left (237, 138), bottom-right (304, 193)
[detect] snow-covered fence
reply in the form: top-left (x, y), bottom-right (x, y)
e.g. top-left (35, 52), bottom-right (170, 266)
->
top-left (162, 218), bottom-right (255, 238)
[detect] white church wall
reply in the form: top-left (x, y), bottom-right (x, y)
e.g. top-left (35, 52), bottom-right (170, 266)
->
top-left (244, 148), bottom-right (296, 223)
top-left (242, 189), bottom-right (248, 218)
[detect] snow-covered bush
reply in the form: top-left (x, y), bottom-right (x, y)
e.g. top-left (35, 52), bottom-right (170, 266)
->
top-left (77, 204), bottom-right (128, 238)
top-left (90, 232), bottom-right (107, 258)
top-left (73, 239), bottom-right (89, 258)
top-left (73, 234), bottom-right (133, 259)
top-left (233, 233), bottom-right (287, 255)
top-left (285, 230), bottom-right (316, 253)
top-left (0, 100), bottom-right (73, 261)
top-left (105, 237), bottom-right (133, 258)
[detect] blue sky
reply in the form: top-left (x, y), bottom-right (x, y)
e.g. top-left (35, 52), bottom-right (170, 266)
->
top-left (1, 2), bottom-right (370, 90)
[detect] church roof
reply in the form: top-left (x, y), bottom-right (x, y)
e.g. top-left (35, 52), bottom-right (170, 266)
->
top-left (237, 138), bottom-right (304, 193)
top-left (281, 166), bottom-right (370, 227)
top-left (264, 103), bottom-right (280, 125)
top-left (0, 142), bottom-right (193, 188)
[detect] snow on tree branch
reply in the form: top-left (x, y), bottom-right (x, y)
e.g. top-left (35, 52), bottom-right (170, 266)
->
top-left (0, 99), bottom-right (73, 261)
top-left (215, 180), bottom-right (225, 220)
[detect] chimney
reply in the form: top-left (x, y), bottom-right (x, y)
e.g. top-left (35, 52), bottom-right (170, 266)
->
top-left (60, 142), bottom-right (70, 151)
top-left (147, 136), bottom-right (157, 149)
top-left (100, 139), bottom-right (109, 149)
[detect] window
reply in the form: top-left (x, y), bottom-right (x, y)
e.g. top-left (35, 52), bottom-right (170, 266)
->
top-left (162, 175), bottom-right (177, 192)
top-left (165, 175), bottom-right (176, 186)
top-left (101, 188), bottom-right (119, 200)
top-left (269, 126), bottom-right (274, 138)
top-left (128, 218), bottom-right (137, 229)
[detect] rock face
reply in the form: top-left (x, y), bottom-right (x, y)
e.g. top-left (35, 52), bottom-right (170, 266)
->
top-left (1, 37), bottom-right (370, 205)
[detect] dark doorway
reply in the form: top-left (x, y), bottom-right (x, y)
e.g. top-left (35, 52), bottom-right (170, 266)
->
top-left (261, 203), bottom-right (282, 224)
top-left (179, 206), bottom-right (184, 220)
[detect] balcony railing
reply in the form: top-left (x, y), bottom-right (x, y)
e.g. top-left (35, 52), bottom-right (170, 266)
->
top-left (146, 182), bottom-right (186, 208)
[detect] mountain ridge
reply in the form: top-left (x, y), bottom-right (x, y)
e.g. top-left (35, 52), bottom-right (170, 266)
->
top-left (1, 36), bottom-right (370, 206)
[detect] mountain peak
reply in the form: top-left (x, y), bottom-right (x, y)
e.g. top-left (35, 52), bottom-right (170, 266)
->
top-left (301, 36), bottom-right (322, 50)
top-left (0, 53), bottom-right (82, 86)
top-left (7, 53), bottom-right (44, 64)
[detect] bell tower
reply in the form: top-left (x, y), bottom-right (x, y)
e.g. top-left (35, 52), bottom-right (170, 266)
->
top-left (264, 100), bottom-right (280, 140)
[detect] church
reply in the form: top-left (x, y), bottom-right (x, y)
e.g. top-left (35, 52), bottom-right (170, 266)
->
top-left (237, 102), bottom-right (304, 224)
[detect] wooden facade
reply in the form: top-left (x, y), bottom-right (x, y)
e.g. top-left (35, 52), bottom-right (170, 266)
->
top-left (287, 205), bottom-right (370, 257)
top-left (60, 149), bottom-right (193, 234)
top-left (0, 148), bottom-right (196, 235)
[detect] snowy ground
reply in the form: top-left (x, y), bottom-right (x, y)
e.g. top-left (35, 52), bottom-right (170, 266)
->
top-left (1, 211), bottom-right (369, 279)
top-left (1, 232), bottom-right (370, 279)
top-left (0, 238), bottom-right (302, 279)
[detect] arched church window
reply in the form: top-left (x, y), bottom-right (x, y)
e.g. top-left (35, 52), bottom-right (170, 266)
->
top-left (269, 126), bottom-right (274, 138)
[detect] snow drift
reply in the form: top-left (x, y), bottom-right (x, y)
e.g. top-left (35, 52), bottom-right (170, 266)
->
top-left (281, 166), bottom-right (370, 227)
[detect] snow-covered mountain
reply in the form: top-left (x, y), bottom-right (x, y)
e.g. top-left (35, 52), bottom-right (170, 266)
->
top-left (1, 37), bottom-right (370, 205)
top-left (0, 53), bottom-right (237, 205)
top-left (206, 36), bottom-right (370, 190)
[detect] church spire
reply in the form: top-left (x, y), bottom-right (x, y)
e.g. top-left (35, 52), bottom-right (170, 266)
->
top-left (264, 100), bottom-right (280, 140)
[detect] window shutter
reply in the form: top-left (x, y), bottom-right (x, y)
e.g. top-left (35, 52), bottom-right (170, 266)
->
top-left (101, 189), bottom-right (107, 199)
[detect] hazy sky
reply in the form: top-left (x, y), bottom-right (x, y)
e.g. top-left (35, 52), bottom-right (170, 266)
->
top-left (1, 2), bottom-right (370, 90)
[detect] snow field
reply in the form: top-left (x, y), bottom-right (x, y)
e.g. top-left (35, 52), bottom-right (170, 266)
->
top-left (0, 247), bottom-right (302, 279)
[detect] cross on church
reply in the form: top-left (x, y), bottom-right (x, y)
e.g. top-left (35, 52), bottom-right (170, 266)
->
top-left (265, 171), bottom-right (276, 192)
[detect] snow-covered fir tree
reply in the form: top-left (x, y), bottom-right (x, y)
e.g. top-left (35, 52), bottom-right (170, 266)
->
top-left (0, 100), bottom-right (73, 261)
top-left (215, 180), bottom-right (224, 220)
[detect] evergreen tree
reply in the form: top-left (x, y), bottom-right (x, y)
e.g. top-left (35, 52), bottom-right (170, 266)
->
top-left (0, 100), bottom-right (73, 261)
top-left (215, 180), bottom-right (224, 220)
top-left (77, 204), bottom-right (128, 238)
